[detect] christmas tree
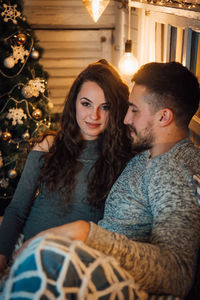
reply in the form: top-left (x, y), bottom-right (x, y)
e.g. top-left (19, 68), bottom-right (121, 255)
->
top-left (0, 0), bottom-right (53, 215)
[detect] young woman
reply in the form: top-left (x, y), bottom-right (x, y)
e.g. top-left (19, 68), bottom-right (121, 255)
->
top-left (0, 59), bottom-right (133, 274)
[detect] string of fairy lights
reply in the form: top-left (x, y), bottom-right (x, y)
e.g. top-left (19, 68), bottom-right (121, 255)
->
top-left (134, 0), bottom-right (200, 10)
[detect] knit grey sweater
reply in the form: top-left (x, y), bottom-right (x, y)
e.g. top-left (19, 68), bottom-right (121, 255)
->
top-left (0, 140), bottom-right (103, 258)
top-left (86, 139), bottom-right (200, 298)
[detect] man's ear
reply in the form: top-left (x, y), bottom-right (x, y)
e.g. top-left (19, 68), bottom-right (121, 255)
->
top-left (157, 108), bottom-right (174, 127)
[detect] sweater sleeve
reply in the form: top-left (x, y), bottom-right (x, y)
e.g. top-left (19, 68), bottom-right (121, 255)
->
top-left (85, 163), bottom-right (200, 298)
top-left (0, 151), bottom-right (44, 258)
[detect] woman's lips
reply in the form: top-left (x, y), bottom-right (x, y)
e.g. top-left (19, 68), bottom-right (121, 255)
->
top-left (86, 122), bottom-right (100, 128)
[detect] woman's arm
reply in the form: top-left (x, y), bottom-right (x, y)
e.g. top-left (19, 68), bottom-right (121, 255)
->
top-left (0, 135), bottom-right (55, 263)
top-left (0, 151), bottom-right (45, 260)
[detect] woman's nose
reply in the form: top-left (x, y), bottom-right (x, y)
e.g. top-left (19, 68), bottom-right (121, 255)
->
top-left (91, 108), bottom-right (99, 120)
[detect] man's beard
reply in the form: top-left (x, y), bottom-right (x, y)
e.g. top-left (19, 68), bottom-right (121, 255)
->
top-left (129, 125), bottom-right (154, 153)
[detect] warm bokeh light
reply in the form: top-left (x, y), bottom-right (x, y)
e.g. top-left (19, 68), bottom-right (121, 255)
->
top-left (82, 0), bottom-right (110, 23)
top-left (119, 40), bottom-right (139, 76)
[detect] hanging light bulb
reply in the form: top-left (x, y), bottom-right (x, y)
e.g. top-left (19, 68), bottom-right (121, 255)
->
top-left (82, 0), bottom-right (110, 23)
top-left (118, 0), bottom-right (139, 76)
top-left (119, 40), bottom-right (139, 75)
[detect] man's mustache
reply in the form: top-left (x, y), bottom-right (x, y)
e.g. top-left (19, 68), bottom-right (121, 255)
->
top-left (128, 125), bottom-right (137, 135)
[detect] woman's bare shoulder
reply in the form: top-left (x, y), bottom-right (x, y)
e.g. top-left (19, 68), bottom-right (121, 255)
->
top-left (32, 135), bottom-right (55, 152)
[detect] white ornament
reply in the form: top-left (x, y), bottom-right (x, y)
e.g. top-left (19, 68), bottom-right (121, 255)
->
top-left (29, 78), bottom-right (45, 94)
top-left (7, 107), bottom-right (27, 126)
top-left (22, 78), bottom-right (46, 98)
top-left (11, 45), bottom-right (29, 64)
top-left (22, 85), bottom-right (33, 99)
top-left (3, 56), bottom-right (15, 68)
top-left (1, 4), bottom-right (21, 24)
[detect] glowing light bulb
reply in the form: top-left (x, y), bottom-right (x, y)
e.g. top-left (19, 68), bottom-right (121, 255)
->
top-left (119, 40), bottom-right (139, 76)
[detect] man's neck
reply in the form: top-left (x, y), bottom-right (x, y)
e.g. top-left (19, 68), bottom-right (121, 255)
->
top-left (150, 132), bottom-right (188, 158)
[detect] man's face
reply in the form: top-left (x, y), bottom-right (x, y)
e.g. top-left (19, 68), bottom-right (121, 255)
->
top-left (124, 84), bottom-right (156, 152)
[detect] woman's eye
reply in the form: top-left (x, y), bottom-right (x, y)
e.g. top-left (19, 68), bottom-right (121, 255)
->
top-left (81, 101), bottom-right (90, 107)
top-left (101, 104), bottom-right (110, 111)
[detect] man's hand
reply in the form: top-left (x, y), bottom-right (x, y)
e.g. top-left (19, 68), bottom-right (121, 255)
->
top-left (15, 220), bottom-right (90, 258)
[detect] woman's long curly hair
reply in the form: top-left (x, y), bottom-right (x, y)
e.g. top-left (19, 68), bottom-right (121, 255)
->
top-left (38, 59), bottom-right (133, 210)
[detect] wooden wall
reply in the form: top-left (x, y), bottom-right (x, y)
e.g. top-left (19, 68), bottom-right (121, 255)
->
top-left (23, 0), bottom-right (116, 113)
top-left (33, 29), bottom-right (113, 113)
top-left (23, 0), bottom-right (115, 29)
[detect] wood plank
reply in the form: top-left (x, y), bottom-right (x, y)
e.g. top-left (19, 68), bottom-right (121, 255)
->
top-left (182, 28), bottom-right (192, 67)
top-left (47, 77), bottom-right (75, 88)
top-left (47, 68), bottom-right (82, 77)
top-left (195, 34), bottom-right (200, 82)
top-left (163, 24), bottom-right (171, 62)
top-left (49, 88), bottom-right (69, 98)
top-left (23, 1), bottom-right (115, 29)
top-left (38, 41), bottom-right (101, 50)
top-left (40, 58), bottom-right (100, 68)
top-left (35, 30), bottom-right (109, 42)
top-left (42, 49), bottom-right (102, 59)
top-left (155, 22), bottom-right (162, 62)
top-left (24, 0), bottom-right (86, 7)
top-left (175, 27), bottom-right (184, 63)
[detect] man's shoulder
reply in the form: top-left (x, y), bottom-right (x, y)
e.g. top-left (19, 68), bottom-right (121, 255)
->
top-left (174, 139), bottom-right (200, 160)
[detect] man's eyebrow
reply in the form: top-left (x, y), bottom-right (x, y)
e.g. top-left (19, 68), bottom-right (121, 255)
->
top-left (80, 97), bottom-right (92, 102)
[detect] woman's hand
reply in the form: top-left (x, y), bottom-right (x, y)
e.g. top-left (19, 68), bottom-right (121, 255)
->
top-left (15, 220), bottom-right (90, 258)
top-left (0, 254), bottom-right (7, 277)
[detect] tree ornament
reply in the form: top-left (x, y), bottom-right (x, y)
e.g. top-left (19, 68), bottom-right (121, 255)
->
top-left (0, 151), bottom-right (3, 168)
top-left (22, 85), bottom-right (32, 98)
top-left (22, 78), bottom-right (45, 98)
top-left (32, 108), bottom-right (42, 120)
top-left (7, 107), bottom-right (27, 125)
top-left (31, 49), bottom-right (39, 59)
top-left (11, 45), bottom-right (29, 64)
top-left (15, 33), bottom-right (27, 45)
top-left (4, 56), bottom-right (15, 69)
top-left (0, 178), bottom-right (9, 189)
top-left (8, 169), bottom-right (17, 179)
top-left (22, 130), bottom-right (30, 140)
top-left (1, 3), bottom-right (21, 24)
top-left (2, 130), bottom-right (12, 141)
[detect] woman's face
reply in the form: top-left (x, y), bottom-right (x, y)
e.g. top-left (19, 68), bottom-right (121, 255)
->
top-left (76, 81), bottom-right (109, 140)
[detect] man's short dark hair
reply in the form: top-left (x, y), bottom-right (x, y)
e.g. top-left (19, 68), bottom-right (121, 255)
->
top-left (132, 62), bottom-right (200, 128)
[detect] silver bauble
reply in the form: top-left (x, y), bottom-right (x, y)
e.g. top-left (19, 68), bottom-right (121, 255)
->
top-left (22, 86), bottom-right (32, 98)
top-left (31, 49), bottom-right (39, 59)
top-left (4, 56), bottom-right (15, 69)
